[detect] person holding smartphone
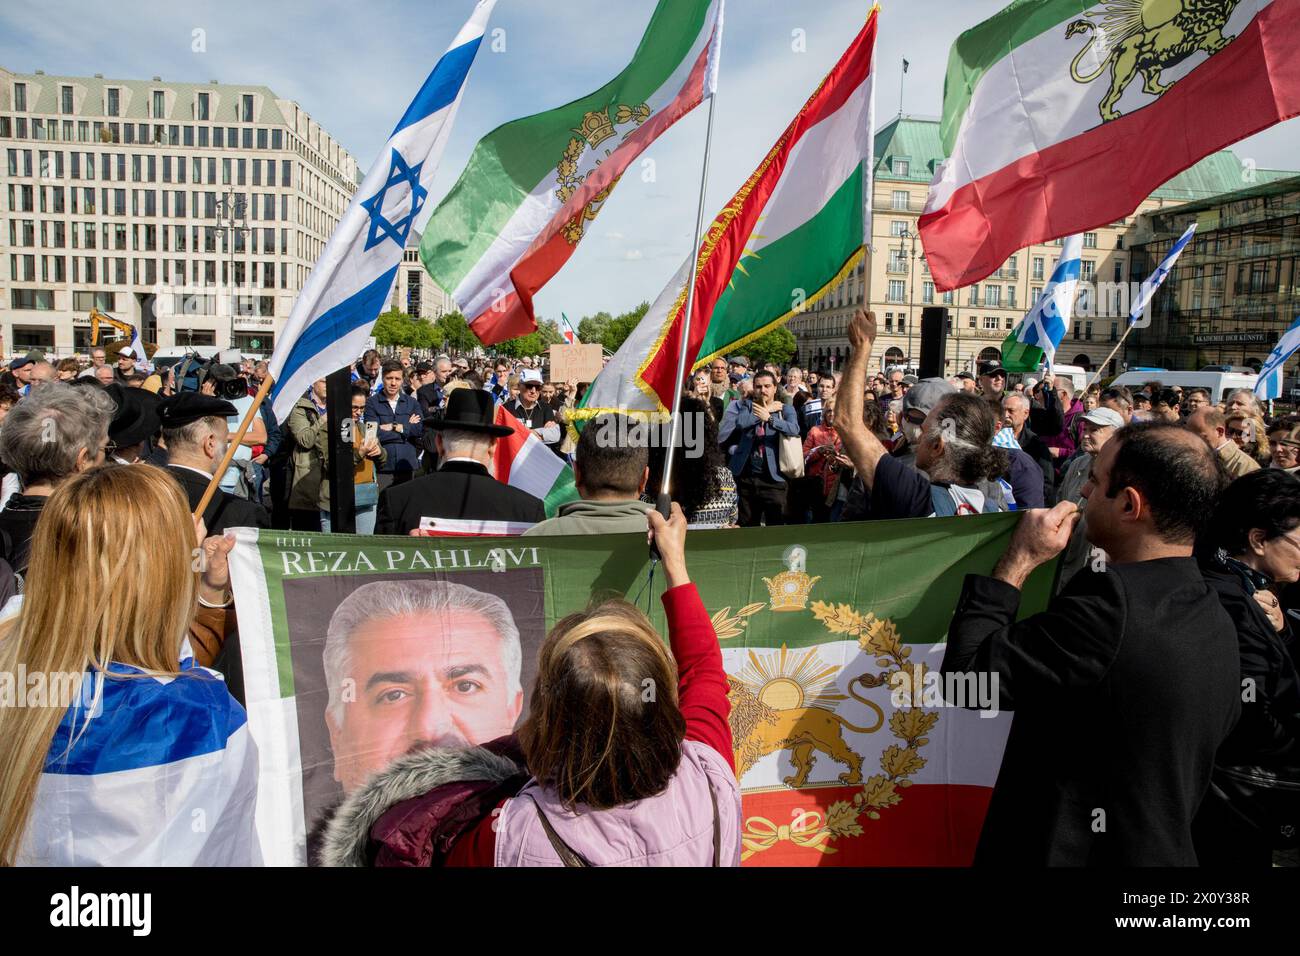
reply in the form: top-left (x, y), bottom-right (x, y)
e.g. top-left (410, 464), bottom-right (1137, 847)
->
top-left (319, 385), bottom-right (386, 534)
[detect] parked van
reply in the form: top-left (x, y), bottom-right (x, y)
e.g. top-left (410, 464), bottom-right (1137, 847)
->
top-left (1109, 369), bottom-right (1257, 403)
top-left (1046, 364), bottom-right (1089, 394)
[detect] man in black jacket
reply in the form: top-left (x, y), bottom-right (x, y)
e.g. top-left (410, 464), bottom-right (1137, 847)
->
top-left (158, 393), bottom-right (270, 535)
top-left (1001, 391), bottom-right (1056, 505)
top-left (377, 389), bottom-right (544, 535)
top-left (942, 422), bottom-right (1240, 865)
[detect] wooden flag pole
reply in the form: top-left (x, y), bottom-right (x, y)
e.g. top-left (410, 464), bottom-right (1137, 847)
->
top-left (1084, 323), bottom-right (1137, 392)
top-left (193, 372), bottom-right (275, 520)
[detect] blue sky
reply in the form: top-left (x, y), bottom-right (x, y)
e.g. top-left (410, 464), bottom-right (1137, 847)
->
top-left (2, 0), bottom-right (1295, 322)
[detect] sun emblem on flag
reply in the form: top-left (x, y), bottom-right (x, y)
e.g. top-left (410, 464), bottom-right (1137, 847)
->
top-left (360, 148), bottom-right (428, 251)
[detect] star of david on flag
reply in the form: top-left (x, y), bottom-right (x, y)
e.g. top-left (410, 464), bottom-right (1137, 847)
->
top-left (266, 0), bottom-right (499, 424)
top-left (360, 149), bottom-right (428, 251)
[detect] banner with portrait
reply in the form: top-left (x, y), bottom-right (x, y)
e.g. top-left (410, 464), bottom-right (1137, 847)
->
top-left (229, 515), bottom-right (1055, 866)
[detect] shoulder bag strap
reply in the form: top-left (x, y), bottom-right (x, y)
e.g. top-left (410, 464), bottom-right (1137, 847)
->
top-left (523, 793), bottom-right (591, 868)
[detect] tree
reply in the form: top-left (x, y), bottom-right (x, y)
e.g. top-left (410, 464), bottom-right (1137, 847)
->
top-left (578, 311), bottom-right (612, 346)
top-left (432, 311), bottom-right (476, 353)
top-left (742, 325), bottom-right (797, 368)
top-left (603, 301), bottom-right (649, 352)
top-left (494, 318), bottom-right (563, 359)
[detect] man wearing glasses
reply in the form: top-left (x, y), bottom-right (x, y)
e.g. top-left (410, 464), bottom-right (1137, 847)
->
top-left (708, 358), bottom-right (738, 406)
top-left (506, 370), bottom-right (562, 455)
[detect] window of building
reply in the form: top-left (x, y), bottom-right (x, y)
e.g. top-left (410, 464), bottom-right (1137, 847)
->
top-left (13, 81), bottom-right (27, 111)
top-left (887, 280), bottom-right (905, 303)
top-left (1083, 232), bottom-right (1098, 248)
top-left (884, 312), bottom-right (894, 332)
top-left (890, 220), bottom-right (907, 238)
top-left (893, 159), bottom-right (909, 177)
top-left (968, 316), bottom-right (977, 329)
top-left (197, 92), bottom-right (210, 121)
top-left (241, 94), bottom-right (254, 122)
top-left (11, 289), bottom-right (55, 311)
top-left (985, 286), bottom-right (1001, 307)
top-left (891, 190), bottom-right (908, 211)
top-left (942, 290), bottom-right (955, 306)
top-left (968, 284), bottom-right (979, 306)
top-left (1031, 285), bottom-right (1043, 302)
top-left (106, 88), bottom-right (120, 116)
top-left (922, 281), bottom-right (934, 304)
top-left (1032, 257), bottom-right (1045, 281)
top-left (983, 316), bottom-right (998, 330)
top-left (61, 85), bottom-right (74, 114)
top-left (152, 90), bottom-right (165, 118)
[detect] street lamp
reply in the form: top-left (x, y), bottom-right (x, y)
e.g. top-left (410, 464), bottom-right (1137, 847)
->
top-left (896, 226), bottom-right (920, 371)
top-left (209, 190), bottom-right (248, 350)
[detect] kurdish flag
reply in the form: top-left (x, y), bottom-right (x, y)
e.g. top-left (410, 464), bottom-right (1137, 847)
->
top-left (579, 7), bottom-right (877, 420)
top-left (492, 404), bottom-right (578, 517)
top-left (920, 0), bottom-right (1300, 291)
top-left (1000, 233), bottom-right (1082, 373)
top-left (421, 0), bottom-right (725, 346)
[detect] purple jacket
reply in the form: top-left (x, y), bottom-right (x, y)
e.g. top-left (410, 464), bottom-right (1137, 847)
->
top-left (494, 740), bottom-right (741, 867)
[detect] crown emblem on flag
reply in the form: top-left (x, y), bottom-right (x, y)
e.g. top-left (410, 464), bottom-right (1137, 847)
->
top-left (574, 109), bottom-right (618, 150)
top-left (763, 545), bottom-right (820, 612)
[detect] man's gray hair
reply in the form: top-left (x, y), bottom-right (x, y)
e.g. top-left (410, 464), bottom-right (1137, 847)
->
top-left (322, 579), bottom-right (523, 727)
top-left (439, 427), bottom-right (493, 460)
top-left (0, 382), bottom-right (113, 485)
top-left (1001, 392), bottom-right (1030, 412)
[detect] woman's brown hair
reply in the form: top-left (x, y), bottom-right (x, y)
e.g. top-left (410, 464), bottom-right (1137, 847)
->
top-left (518, 599), bottom-right (686, 811)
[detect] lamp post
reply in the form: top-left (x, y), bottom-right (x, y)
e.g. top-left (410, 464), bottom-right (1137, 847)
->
top-left (209, 190), bottom-right (248, 350)
top-left (897, 226), bottom-right (920, 371)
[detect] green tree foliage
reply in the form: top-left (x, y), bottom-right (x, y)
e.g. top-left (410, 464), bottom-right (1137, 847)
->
top-left (741, 325), bottom-right (797, 368)
top-left (577, 311), bottom-right (612, 346)
top-left (432, 311), bottom-right (476, 353)
top-left (373, 309), bottom-right (437, 349)
top-left (494, 319), bottom-right (563, 359)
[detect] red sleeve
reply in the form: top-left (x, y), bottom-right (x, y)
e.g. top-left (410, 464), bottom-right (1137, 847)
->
top-left (662, 583), bottom-right (734, 769)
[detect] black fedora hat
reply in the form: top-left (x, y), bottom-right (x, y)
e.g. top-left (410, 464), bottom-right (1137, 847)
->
top-left (430, 388), bottom-right (513, 437)
top-left (109, 388), bottom-right (162, 449)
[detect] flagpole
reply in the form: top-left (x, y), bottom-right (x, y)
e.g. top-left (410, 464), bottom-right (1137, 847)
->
top-left (1085, 325), bottom-right (1136, 392)
top-left (193, 373), bottom-right (274, 521)
top-left (657, 93), bottom-right (717, 519)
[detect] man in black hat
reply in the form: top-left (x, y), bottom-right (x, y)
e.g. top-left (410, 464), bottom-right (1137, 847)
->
top-left (376, 388), bottom-right (544, 535)
top-left (157, 392), bottom-right (269, 535)
top-left (978, 359), bottom-right (1062, 436)
top-left (106, 385), bottom-right (162, 463)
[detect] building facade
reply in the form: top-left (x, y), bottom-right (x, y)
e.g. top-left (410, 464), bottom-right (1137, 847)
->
top-left (0, 65), bottom-right (360, 357)
top-left (789, 116), bottom-right (1294, 377)
top-left (389, 230), bottom-right (453, 321)
top-left (1125, 175), bottom-right (1300, 389)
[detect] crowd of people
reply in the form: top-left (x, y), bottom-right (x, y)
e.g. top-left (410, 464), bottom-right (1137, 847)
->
top-left (0, 308), bottom-right (1296, 867)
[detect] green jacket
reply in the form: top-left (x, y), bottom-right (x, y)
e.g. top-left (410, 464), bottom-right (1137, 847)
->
top-left (522, 498), bottom-right (651, 537)
top-left (285, 397), bottom-right (327, 511)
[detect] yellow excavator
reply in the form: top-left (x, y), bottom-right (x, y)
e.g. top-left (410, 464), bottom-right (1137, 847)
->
top-left (88, 307), bottom-right (154, 359)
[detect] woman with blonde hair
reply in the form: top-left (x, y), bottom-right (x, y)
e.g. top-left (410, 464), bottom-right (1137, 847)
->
top-left (1227, 412), bottom-right (1272, 469)
top-left (321, 504), bottom-right (741, 867)
top-left (0, 465), bottom-right (259, 866)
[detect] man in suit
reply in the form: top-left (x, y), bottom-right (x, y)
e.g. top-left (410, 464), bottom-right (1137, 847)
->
top-left (942, 422), bottom-right (1240, 865)
top-left (719, 369), bottom-right (800, 527)
top-left (377, 388), bottom-right (544, 535)
top-left (158, 393), bottom-right (270, 535)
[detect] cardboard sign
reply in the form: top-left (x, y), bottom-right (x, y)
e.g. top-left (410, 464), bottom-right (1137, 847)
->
top-left (548, 343), bottom-right (603, 384)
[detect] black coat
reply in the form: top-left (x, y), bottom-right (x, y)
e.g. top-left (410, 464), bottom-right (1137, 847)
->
top-left (0, 493), bottom-right (46, 575)
top-left (1015, 425), bottom-right (1057, 506)
top-left (166, 464), bottom-right (270, 535)
top-left (942, 557), bottom-right (1240, 866)
top-left (375, 459), bottom-right (545, 535)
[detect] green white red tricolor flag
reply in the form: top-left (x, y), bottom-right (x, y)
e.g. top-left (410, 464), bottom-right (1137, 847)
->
top-left (420, 0), bottom-right (724, 346)
top-left (577, 7), bottom-right (878, 422)
top-left (920, 0), bottom-right (1300, 291)
top-left (492, 404), bottom-right (577, 517)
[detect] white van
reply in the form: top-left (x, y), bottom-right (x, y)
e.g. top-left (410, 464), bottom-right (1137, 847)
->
top-left (1047, 364), bottom-right (1089, 394)
top-left (1109, 369), bottom-right (1257, 403)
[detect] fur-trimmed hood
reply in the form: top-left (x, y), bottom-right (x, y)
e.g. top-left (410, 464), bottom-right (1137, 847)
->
top-left (319, 743), bottom-right (526, 867)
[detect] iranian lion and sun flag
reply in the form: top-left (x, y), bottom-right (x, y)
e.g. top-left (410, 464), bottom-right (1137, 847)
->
top-left (252, 0), bottom-right (1300, 867)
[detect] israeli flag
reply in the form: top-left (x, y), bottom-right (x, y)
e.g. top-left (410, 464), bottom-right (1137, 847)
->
top-left (1129, 222), bottom-right (1197, 328)
top-left (1255, 315), bottom-right (1300, 401)
top-left (1014, 234), bottom-right (1083, 366)
top-left (19, 651), bottom-right (260, 865)
top-left (268, 0), bottom-right (498, 421)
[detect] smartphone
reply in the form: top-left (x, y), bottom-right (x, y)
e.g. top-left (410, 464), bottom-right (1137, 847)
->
top-left (364, 421), bottom-right (378, 444)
